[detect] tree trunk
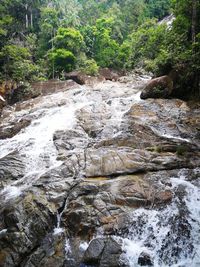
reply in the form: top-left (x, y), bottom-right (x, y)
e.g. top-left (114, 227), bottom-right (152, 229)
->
top-left (52, 29), bottom-right (55, 79)
top-left (25, 4), bottom-right (29, 29)
top-left (30, 8), bottom-right (33, 28)
top-left (192, 0), bottom-right (197, 43)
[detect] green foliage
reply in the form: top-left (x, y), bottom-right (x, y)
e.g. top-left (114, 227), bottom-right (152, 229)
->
top-left (37, 7), bottom-right (59, 57)
top-left (0, 44), bottom-right (41, 82)
top-left (54, 27), bottom-right (84, 54)
top-left (0, 16), bottom-right (13, 38)
top-left (156, 0), bottom-right (200, 96)
top-left (124, 20), bottom-right (169, 71)
top-left (117, 41), bottom-right (131, 69)
top-left (94, 29), bottom-right (120, 68)
top-left (145, 0), bottom-right (172, 19)
top-left (82, 18), bottom-right (121, 68)
top-left (79, 57), bottom-right (99, 76)
top-left (11, 60), bottom-right (40, 82)
top-left (0, 45), bottom-right (30, 61)
top-left (1, 0), bottom-right (198, 100)
top-left (48, 48), bottom-right (76, 73)
top-left (53, 0), bottom-right (81, 27)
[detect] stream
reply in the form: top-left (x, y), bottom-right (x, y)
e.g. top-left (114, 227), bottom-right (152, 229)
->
top-left (0, 75), bottom-right (199, 267)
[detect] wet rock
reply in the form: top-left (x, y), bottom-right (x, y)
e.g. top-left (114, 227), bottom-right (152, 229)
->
top-left (140, 75), bottom-right (173, 99)
top-left (61, 173), bottom-right (174, 238)
top-left (21, 232), bottom-right (66, 267)
top-left (83, 238), bottom-right (106, 264)
top-left (76, 103), bottom-right (110, 138)
top-left (32, 164), bottom-right (76, 206)
top-left (0, 118), bottom-right (31, 139)
top-left (138, 252), bottom-right (153, 266)
top-left (0, 74), bottom-right (199, 266)
top-left (0, 192), bottom-right (56, 266)
top-left (0, 152), bottom-right (25, 187)
top-left (84, 147), bottom-right (199, 177)
top-left (0, 96), bottom-right (6, 114)
top-left (83, 237), bottom-right (123, 267)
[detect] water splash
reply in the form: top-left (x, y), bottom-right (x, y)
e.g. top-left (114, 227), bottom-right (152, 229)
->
top-left (121, 170), bottom-right (200, 267)
top-left (0, 89), bottom-right (93, 198)
top-left (1, 185), bottom-right (22, 200)
top-left (53, 211), bottom-right (65, 235)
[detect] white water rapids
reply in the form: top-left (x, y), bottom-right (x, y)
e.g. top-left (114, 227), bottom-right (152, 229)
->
top-left (121, 168), bottom-right (200, 267)
top-left (0, 81), bottom-right (144, 197)
top-left (0, 88), bottom-right (93, 198)
top-left (0, 78), bottom-right (199, 267)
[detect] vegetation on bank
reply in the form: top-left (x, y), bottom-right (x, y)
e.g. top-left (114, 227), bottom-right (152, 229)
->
top-left (0, 0), bottom-right (199, 98)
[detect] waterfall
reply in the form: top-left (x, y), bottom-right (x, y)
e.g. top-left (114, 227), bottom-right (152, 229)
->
top-left (0, 77), bottom-right (199, 267)
top-left (121, 169), bottom-right (200, 267)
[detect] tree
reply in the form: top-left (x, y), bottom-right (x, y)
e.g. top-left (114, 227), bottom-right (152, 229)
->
top-left (48, 48), bottom-right (76, 74)
top-left (52, 0), bottom-right (81, 27)
top-left (0, 44), bottom-right (38, 82)
top-left (54, 27), bottom-right (84, 54)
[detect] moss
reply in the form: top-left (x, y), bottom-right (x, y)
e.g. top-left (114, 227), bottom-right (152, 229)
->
top-left (176, 145), bottom-right (188, 156)
top-left (153, 85), bottom-right (165, 97)
top-left (147, 146), bottom-right (163, 153)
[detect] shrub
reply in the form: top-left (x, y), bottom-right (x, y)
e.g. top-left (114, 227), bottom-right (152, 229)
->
top-left (80, 59), bottom-right (99, 76)
top-left (48, 49), bottom-right (76, 74)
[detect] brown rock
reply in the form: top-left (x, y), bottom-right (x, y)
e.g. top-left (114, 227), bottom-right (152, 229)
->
top-left (140, 75), bottom-right (173, 99)
top-left (31, 79), bottom-right (78, 96)
top-left (99, 68), bottom-right (120, 81)
top-left (65, 71), bottom-right (88, 85)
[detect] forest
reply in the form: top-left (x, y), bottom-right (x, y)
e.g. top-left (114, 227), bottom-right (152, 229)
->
top-left (0, 2), bottom-right (200, 266)
top-left (0, 0), bottom-right (200, 98)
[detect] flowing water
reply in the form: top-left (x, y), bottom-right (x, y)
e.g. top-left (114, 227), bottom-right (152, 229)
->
top-left (121, 168), bottom-right (200, 267)
top-left (0, 87), bottom-right (93, 198)
top-left (0, 77), bottom-right (199, 267)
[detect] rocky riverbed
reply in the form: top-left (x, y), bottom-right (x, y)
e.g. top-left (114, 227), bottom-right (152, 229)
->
top-left (0, 74), bottom-right (199, 267)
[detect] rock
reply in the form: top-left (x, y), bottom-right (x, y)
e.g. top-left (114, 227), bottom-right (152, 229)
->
top-left (0, 96), bottom-right (6, 115)
top-left (83, 237), bottom-right (123, 267)
top-left (31, 79), bottom-right (78, 96)
top-left (0, 152), bottom-right (25, 188)
top-left (0, 74), bottom-right (199, 266)
top-left (31, 164), bottom-right (76, 207)
top-left (65, 71), bottom-right (89, 85)
top-left (140, 75), bottom-right (173, 99)
top-left (0, 192), bottom-right (56, 266)
top-left (65, 71), bottom-right (104, 86)
top-left (83, 238), bottom-right (106, 264)
top-left (61, 172), bottom-right (174, 239)
top-left (0, 118), bottom-right (31, 139)
top-left (76, 103), bottom-right (110, 138)
top-left (99, 68), bottom-right (120, 81)
top-left (138, 252), bottom-right (153, 266)
top-left (7, 84), bottom-right (40, 105)
top-left (21, 232), bottom-right (66, 267)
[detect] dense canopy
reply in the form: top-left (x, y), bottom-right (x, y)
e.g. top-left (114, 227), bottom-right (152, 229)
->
top-left (0, 0), bottom-right (199, 97)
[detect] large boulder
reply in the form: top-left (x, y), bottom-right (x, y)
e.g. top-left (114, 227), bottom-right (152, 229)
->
top-left (99, 68), bottom-right (120, 81)
top-left (83, 237), bottom-right (123, 267)
top-left (140, 75), bottom-right (173, 99)
top-left (0, 192), bottom-right (56, 267)
top-left (65, 71), bottom-right (104, 86)
top-left (31, 79), bottom-right (78, 96)
top-left (65, 71), bottom-right (89, 85)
